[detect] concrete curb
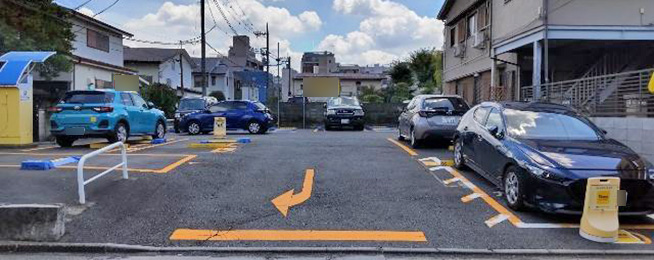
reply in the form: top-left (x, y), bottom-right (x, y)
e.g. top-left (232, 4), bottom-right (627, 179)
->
top-left (1, 242), bottom-right (654, 256)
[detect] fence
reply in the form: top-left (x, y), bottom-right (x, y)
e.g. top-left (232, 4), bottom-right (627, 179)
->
top-left (520, 68), bottom-right (654, 117)
top-left (270, 103), bottom-right (405, 128)
top-left (77, 142), bottom-right (128, 204)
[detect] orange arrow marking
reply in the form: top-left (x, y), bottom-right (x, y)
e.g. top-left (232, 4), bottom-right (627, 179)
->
top-left (271, 168), bottom-right (315, 217)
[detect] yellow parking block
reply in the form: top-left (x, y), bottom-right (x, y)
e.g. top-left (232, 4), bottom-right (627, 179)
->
top-left (448, 146), bottom-right (454, 151)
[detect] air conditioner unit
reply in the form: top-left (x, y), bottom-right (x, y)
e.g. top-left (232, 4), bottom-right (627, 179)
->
top-left (473, 32), bottom-right (487, 49)
top-left (453, 44), bottom-right (464, 57)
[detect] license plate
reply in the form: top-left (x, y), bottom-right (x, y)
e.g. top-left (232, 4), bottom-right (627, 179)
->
top-left (441, 117), bottom-right (458, 125)
top-left (64, 127), bottom-right (85, 136)
top-left (341, 119), bottom-right (350, 124)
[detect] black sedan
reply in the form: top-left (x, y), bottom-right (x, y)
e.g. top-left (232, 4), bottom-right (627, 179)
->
top-left (453, 102), bottom-right (654, 215)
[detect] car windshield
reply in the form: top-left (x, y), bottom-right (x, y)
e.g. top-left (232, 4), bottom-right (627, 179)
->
top-left (328, 97), bottom-right (359, 107)
top-left (254, 102), bottom-right (267, 110)
top-left (422, 97), bottom-right (468, 111)
top-left (504, 109), bottom-right (600, 140)
top-left (179, 99), bottom-right (205, 110)
top-left (61, 92), bottom-right (113, 104)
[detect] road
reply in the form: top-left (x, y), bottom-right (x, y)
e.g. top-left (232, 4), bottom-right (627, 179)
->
top-left (0, 129), bottom-right (653, 251)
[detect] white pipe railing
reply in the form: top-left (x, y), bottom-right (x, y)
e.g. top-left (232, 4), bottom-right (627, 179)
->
top-left (77, 142), bottom-right (128, 204)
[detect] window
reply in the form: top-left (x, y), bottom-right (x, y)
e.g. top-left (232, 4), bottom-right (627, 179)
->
top-left (457, 21), bottom-right (466, 43)
top-left (234, 102), bottom-right (249, 110)
top-left (504, 109), bottom-right (600, 140)
top-left (120, 93), bottom-right (134, 106)
top-left (467, 13), bottom-right (477, 38)
top-left (473, 106), bottom-right (490, 124)
top-left (87, 29), bottom-right (109, 52)
top-left (449, 27), bottom-right (456, 47)
top-left (209, 103), bottom-right (230, 113)
top-left (423, 97), bottom-right (469, 112)
top-left (211, 76), bottom-right (217, 85)
top-left (485, 108), bottom-right (504, 132)
top-left (478, 4), bottom-right (489, 29)
top-left (130, 93), bottom-right (147, 108)
top-left (62, 91), bottom-right (114, 104)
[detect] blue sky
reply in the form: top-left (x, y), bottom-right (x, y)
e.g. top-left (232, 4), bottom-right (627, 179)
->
top-left (55, 0), bottom-right (446, 69)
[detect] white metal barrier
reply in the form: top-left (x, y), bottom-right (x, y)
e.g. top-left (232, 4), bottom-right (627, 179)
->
top-left (77, 142), bottom-right (128, 204)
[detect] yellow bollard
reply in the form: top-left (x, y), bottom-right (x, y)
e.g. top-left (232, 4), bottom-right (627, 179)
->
top-left (579, 177), bottom-right (620, 243)
top-left (213, 117), bottom-right (226, 139)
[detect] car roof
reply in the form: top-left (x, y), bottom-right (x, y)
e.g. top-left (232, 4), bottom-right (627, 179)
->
top-left (417, 94), bottom-right (463, 99)
top-left (481, 101), bottom-right (579, 114)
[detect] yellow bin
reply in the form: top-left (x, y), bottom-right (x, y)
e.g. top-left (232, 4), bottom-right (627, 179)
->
top-left (579, 177), bottom-right (620, 243)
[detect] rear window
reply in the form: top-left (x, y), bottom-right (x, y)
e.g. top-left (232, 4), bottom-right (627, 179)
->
top-left (422, 97), bottom-right (468, 111)
top-left (61, 92), bottom-right (114, 104)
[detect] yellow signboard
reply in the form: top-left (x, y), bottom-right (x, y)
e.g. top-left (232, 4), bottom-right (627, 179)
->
top-left (213, 117), bottom-right (226, 138)
top-left (648, 72), bottom-right (654, 94)
top-left (579, 177), bottom-right (620, 243)
top-left (303, 77), bottom-right (340, 97)
top-left (113, 74), bottom-right (139, 92)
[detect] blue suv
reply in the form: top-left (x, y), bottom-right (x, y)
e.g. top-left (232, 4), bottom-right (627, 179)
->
top-left (50, 90), bottom-right (167, 147)
top-left (179, 100), bottom-right (274, 134)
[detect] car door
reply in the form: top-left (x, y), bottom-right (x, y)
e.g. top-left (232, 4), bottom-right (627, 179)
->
top-left (399, 98), bottom-right (417, 136)
top-left (463, 106), bottom-right (490, 168)
top-left (478, 107), bottom-right (509, 184)
top-left (120, 93), bottom-right (142, 133)
top-left (130, 93), bottom-right (155, 134)
top-left (204, 103), bottom-right (229, 131)
top-left (226, 101), bottom-right (248, 129)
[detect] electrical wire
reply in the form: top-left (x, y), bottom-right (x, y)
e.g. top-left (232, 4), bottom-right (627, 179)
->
top-left (93, 0), bottom-right (120, 17)
top-left (73, 0), bottom-right (93, 10)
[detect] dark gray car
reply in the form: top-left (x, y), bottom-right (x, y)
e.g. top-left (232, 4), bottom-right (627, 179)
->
top-left (398, 95), bottom-right (469, 147)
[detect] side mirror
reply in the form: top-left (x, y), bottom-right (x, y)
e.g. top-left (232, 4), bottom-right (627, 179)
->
top-left (323, 103), bottom-right (327, 109)
top-left (147, 101), bottom-right (155, 109)
top-left (600, 128), bottom-right (608, 135)
top-left (487, 125), bottom-right (504, 139)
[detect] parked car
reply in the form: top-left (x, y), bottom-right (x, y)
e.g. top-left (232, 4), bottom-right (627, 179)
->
top-left (398, 95), bottom-right (469, 147)
top-left (323, 97), bottom-right (365, 131)
top-left (179, 100), bottom-right (274, 134)
top-left (453, 101), bottom-right (654, 215)
top-left (174, 96), bottom-right (218, 133)
top-left (287, 96), bottom-right (308, 104)
top-left (50, 90), bottom-right (167, 147)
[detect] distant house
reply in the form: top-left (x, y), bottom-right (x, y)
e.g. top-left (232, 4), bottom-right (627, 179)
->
top-left (191, 57), bottom-right (234, 100)
top-left (292, 73), bottom-right (387, 102)
top-left (123, 47), bottom-right (198, 97)
top-left (32, 7), bottom-right (135, 141)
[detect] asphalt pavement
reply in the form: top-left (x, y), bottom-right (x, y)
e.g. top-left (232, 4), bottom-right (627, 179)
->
top-left (0, 128), bottom-right (653, 251)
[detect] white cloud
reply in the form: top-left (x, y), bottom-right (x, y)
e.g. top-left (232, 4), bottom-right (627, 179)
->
top-left (77, 7), bottom-right (95, 17)
top-left (121, 1), bottom-right (320, 72)
top-left (319, 0), bottom-right (444, 66)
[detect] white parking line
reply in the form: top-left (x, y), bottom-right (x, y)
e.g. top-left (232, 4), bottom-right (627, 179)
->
top-left (485, 214), bottom-right (510, 228)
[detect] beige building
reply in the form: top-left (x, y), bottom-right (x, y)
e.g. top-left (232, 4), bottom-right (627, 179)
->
top-left (438, 0), bottom-right (654, 105)
top-left (292, 73), bottom-right (386, 102)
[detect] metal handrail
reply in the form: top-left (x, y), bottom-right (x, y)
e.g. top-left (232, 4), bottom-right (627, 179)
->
top-left (77, 142), bottom-right (128, 204)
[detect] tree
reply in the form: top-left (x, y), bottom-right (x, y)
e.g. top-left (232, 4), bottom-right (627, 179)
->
top-left (385, 82), bottom-right (413, 103)
top-left (358, 86), bottom-right (384, 104)
top-left (209, 90), bottom-right (226, 101)
top-left (141, 83), bottom-right (179, 118)
top-left (389, 61), bottom-right (414, 86)
top-left (0, 0), bottom-right (75, 79)
top-left (409, 48), bottom-right (439, 94)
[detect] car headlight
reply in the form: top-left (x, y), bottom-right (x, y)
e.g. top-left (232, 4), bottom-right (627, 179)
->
top-left (175, 113), bottom-right (181, 119)
top-left (326, 109), bottom-right (336, 115)
top-left (354, 109), bottom-right (364, 116)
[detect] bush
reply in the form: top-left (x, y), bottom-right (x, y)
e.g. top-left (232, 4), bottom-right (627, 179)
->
top-left (141, 83), bottom-right (179, 118)
top-left (209, 91), bottom-right (226, 101)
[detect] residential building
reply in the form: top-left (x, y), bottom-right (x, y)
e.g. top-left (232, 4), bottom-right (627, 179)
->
top-left (438, 0), bottom-right (654, 105)
top-left (301, 51), bottom-right (337, 74)
top-left (123, 47), bottom-right (198, 97)
top-left (32, 8), bottom-right (135, 141)
top-left (228, 36), bottom-right (263, 70)
top-left (281, 67), bottom-right (299, 102)
top-left (292, 73), bottom-right (387, 102)
top-left (191, 57), bottom-right (234, 100)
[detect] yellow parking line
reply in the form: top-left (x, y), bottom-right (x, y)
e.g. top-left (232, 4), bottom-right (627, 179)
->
top-left (154, 154), bottom-right (197, 173)
top-left (0, 164), bottom-right (157, 173)
top-left (127, 138), bottom-right (188, 153)
top-left (386, 138), bottom-right (418, 156)
top-left (443, 177), bottom-right (460, 185)
top-left (485, 214), bottom-right (510, 228)
top-left (169, 229), bottom-right (427, 242)
top-left (0, 152), bottom-right (185, 157)
top-left (20, 146), bottom-right (57, 152)
top-left (461, 193), bottom-right (481, 203)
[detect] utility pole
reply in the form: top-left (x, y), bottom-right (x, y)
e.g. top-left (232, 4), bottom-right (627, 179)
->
top-left (179, 51), bottom-right (184, 97)
top-left (200, 0), bottom-right (207, 96)
top-left (287, 56), bottom-right (291, 97)
top-left (266, 23), bottom-right (270, 100)
top-left (276, 42), bottom-right (280, 126)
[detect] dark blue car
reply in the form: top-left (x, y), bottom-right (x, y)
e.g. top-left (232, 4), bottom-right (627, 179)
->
top-left (453, 102), bottom-right (654, 215)
top-left (179, 100), bottom-right (274, 135)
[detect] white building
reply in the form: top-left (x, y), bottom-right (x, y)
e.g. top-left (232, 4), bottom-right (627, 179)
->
top-left (191, 57), bottom-right (235, 100)
top-left (123, 47), bottom-right (198, 97)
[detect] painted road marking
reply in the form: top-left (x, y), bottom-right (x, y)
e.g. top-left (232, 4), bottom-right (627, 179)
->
top-left (461, 193), bottom-right (481, 203)
top-left (615, 230), bottom-right (652, 244)
top-left (485, 214), bottom-right (510, 228)
top-left (271, 168), bottom-right (315, 217)
top-left (443, 177), bottom-right (461, 185)
top-left (0, 154), bottom-right (197, 174)
top-left (169, 229), bottom-right (427, 242)
top-left (20, 146), bottom-right (57, 152)
top-left (126, 138), bottom-right (187, 153)
top-left (387, 138), bottom-right (418, 156)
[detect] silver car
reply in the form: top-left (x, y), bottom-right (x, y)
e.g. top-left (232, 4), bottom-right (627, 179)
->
top-left (398, 95), bottom-right (469, 148)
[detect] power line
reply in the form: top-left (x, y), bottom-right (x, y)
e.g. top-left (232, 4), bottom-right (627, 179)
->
top-left (209, 0), bottom-right (239, 35)
top-left (93, 0), bottom-right (120, 17)
top-left (230, 0), bottom-right (255, 30)
top-left (74, 0), bottom-right (93, 10)
top-left (220, 0), bottom-right (254, 33)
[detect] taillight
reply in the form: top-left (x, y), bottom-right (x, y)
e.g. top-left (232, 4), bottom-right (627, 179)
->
top-left (92, 107), bottom-right (114, 113)
top-left (48, 107), bottom-right (63, 113)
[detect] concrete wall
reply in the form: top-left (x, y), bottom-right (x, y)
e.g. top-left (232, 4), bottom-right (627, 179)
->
top-left (591, 117), bottom-right (654, 163)
top-left (491, 0), bottom-right (543, 44)
top-left (158, 58), bottom-right (193, 90)
top-left (71, 20), bottom-right (124, 67)
top-left (273, 103), bottom-right (405, 128)
top-left (72, 64), bottom-right (114, 90)
top-left (549, 0), bottom-right (654, 26)
top-left (126, 63), bottom-right (159, 83)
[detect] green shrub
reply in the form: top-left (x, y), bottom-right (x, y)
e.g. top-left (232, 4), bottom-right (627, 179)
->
top-left (141, 83), bottom-right (179, 119)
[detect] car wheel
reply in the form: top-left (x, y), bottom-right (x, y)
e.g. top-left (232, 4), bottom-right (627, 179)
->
top-left (453, 138), bottom-right (466, 169)
top-left (504, 166), bottom-right (526, 211)
top-left (152, 121), bottom-right (165, 139)
top-left (247, 121), bottom-right (262, 134)
top-left (410, 127), bottom-right (421, 148)
top-left (108, 122), bottom-right (129, 143)
top-left (187, 121), bottom-right (201, 135)
top-left (55, 136), bottom-right (75, 148)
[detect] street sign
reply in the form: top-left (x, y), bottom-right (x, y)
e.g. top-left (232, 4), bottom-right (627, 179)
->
top-left (213, 117), bottom-right (226, 138)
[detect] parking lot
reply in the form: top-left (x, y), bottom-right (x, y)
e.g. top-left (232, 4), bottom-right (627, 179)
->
top-left (1, 128), bottom-right (653, 250)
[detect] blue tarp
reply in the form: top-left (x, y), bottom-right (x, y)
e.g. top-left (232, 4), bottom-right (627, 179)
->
top-left (0, 51), bottom-right (56, 86)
